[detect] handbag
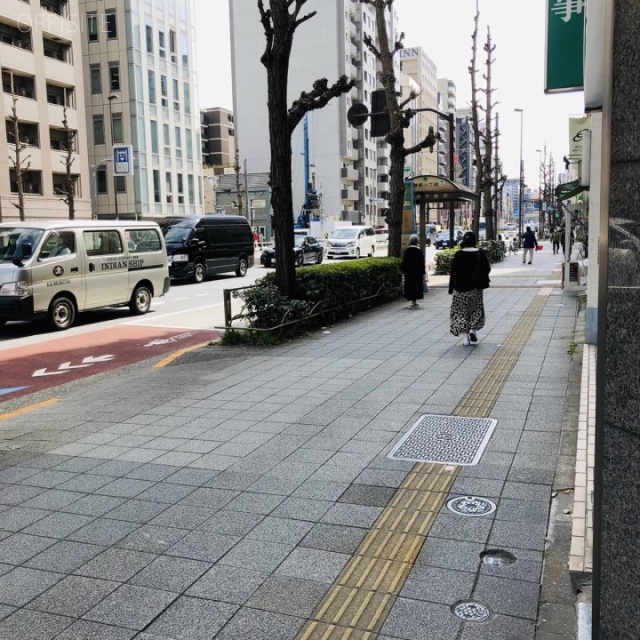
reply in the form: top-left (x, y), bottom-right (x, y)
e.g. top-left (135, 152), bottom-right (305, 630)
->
top-left (422, 277), bottom-right (428, 293)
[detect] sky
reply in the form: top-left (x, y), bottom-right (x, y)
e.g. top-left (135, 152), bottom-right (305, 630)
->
top-left (193, 0), bottom-right (585, 189)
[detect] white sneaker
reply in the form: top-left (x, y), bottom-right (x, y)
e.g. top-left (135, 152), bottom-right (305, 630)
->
top-left (462, 334), bottom-right (471, 346)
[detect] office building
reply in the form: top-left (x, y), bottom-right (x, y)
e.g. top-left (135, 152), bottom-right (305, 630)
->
top-left (0, 0), bottom-right (91, 219)
top-left (79, 0), bottom-right (203, 219)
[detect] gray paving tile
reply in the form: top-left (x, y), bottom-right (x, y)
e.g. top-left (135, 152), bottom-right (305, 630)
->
top-left (187, 565), bottom-right (268, 604)
top-left (381, 597), bottom-right (462, 640)
top-left (83, 584), bottom-right (178, 630)
top-left (0, 567), bottom-right (63, 606)
top-left (62, 494), bottom-right (127, 517)
top-left (165, 530), bottom-right (239, 563)
top-left (274, 547), bottom-right (350, 584)
top-left (246, 574), bottom-right (329, 617)
top-left (246, 516), bottom-right (314, 546)
top-left (292, 479), bottom-right (349, 501)
top-left (400, 566), bottom-right (475, 604)
top-left (247, 475), bottom-right (306, 495)
top-left (219, 539), bottom-right (291, 573)
top-left (299, 523), bottom-right (368, 554)
top-left (25, 540), bottom-right (105, 573)
top-left (76, 548), bottom-right (156, 582)
top-left (22, 512), bottom-right (95, 538)
top-left (54, 620), bottom-right (137, 639)
top-left (0, 604), bottom-right (14, 621)
top-left (0, 467), bottom-right (41, 484)
top-left (429, 513), bottom-right (493, 544)
top-left (416, 538), bottom-right (485, 574)
top-left (27, 575), bottom-right (119, 617)
top-left (116, 525), bottom-right (188, 554)
top-left (320, 503), bottom-right (383, 528)
top-left (67, 518), bottom-right (139, 546)
top-left (102, 499), bottom-right (169, 524)
top-left (500, 481), bottom-right (552, 502)
top-left (179, 487), bottom-right (239, 510)
top-left (271, 497), bottom-right (333, 522)
top-left (216, 607), bottom-right (305, 640)
top-left (135, 483), bottom-right (196, 504)
top-left (90, 461), bottom-right (143, 478)
top-left (129, 555), bottom-right (211, 592)
top-left (0, 506), bottom-right (51, 532)
top-left (0, 533), bottom-right (57, 564)
top-left (0, 608), bottom-right (72, 640)
top-left (20, 488), bottom-right (85, 512)
top-left (56, 474), bottom-right (114, 493)
top-left (225, 491), bottom-right (286, 515)
top-left (459, 613), bottom-right (536, 639)
top-left (165, 468), bottom-right (218, 486)
top-left (22, 454), bottom-right (81, 469)
top-left (19, 470), bottom-right (77, 488)
top-left (495, 497), bottom-right (551, 523)
top-left (338, 484), bottom-right (395, 507)
top-left (197, 509), bottom-right (264, 535)
top-left (124, 464), bottom-right (178, 482)
top-left (473, 575), bottom-right (541, 619)
top-left (451, 477), bottom-right (504, 498)
top-left (149, 504), bottom-right (217, 529)
top-left (204, 471), bottom-right (263, 490)
top-left (144, 595), bottom-right (238, 639)
top-left (489, 521), bottom-right (547, 552)
top-left (95, 478), bottom-right (156, 498)
top-left (0, 484), bottom-right (46, 506)
top-left (53, 458), bottom-right (105, 473)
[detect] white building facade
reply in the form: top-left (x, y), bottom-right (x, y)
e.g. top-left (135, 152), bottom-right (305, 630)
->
top-left (0, 0), bottom-right (91, 220)
top-left (230, 0), bottom-right (400, 226)
top-left (79, 0), bottom-right (203, 219)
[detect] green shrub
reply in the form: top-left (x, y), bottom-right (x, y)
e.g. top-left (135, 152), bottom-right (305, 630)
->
top-left (434, 247), bottom-right (459, 275)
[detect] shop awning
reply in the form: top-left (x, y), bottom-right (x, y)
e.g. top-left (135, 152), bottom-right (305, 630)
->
top-left (408, 175), bottom-right (480, 203)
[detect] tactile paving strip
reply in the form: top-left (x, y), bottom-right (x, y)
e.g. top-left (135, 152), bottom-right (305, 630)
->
top-left (387, 415), bottom-right (497, 465)
top-left (295, 288), bottom-right (552, 640)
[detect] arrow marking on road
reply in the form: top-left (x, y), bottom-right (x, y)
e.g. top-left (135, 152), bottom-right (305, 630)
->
top-left (0, 386), bottom-right (29, 396)
top-left (32, 355), bottom-right (116, 377)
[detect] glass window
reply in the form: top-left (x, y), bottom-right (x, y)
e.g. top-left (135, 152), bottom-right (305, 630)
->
top-left (160, 74), bottom-right (167, 97)
top-left (83, 230), bottom-right (123, 256)
top-left (93, 116), bottom-right (105, 145)
top-left (163, 123), bottom-right (170, 147)
top-left (148, 70), bottom-right (156, 104)
top-left (109, 63), bottom-right (120, 91)
top-left (150, 120), bottom-right (158, 154)
top-left (111, 114), bottom-right (123, 143)
top-left (97, 169), bottom-right (108, 194)
top-left (153, 169), bottom-right (161, 203)
top-left (185, 128), bottom-right (192, 159)
top-left (39, 231), bottom-right (76, 260)
top-left (145, 24), bottom-right (153, 53)
top-left (165, 171), bottom-right (172, 202)
top-left (187, 174), bottom-right (194, 204)
top-left (158, 30), bottom-right (165, 57)
top-left (90, 64), bottom-right (101, 94)
top-left (183, 82), bottom-right (191, 114)
top-left (106, 11), bottom-right (117, 39)
top-left (126, 228), bottom-right (161, 252)
top-left (169, 29), bottom-right (176, 53)
top-left (87, 14), bottom-right (98, 42)
top-left (173, 78), bottom-right (179, 100)
top-left (174, 126), bottom-right (181, 158)
top-left (177, 173), bottom-right (184, 203)
top-left (115, 176), bottom-right (126, 192)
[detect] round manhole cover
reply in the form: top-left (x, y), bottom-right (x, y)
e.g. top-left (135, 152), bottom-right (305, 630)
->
top-left (480, 549), bottom-right (517, 566)
top-left (447, 496), bottom-right (497, 517)
top-left (452, 601), bottom-right (490, 622)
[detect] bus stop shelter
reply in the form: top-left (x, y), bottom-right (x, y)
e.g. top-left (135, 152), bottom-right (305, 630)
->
top-left (405, 175), bottom-right (480, 252)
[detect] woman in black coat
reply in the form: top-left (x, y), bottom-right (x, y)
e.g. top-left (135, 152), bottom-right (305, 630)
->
top-left (400, 234), bottom-right (426, 309)
top-left (448, 231), bottom-right (491, 345)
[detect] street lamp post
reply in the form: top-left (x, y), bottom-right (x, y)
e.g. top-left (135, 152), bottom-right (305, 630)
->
top-left (108, 94), bottom-right (120, 220)
top-left (514, 108), bottom-right (524, 247)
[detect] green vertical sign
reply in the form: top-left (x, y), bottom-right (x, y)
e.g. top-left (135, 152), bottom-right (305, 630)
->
top-left (545, 0), bottom-right (585, 93)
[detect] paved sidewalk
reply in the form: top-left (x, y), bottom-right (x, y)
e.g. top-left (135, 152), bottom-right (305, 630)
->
top-left (0, 247), bottom-right (580, 639)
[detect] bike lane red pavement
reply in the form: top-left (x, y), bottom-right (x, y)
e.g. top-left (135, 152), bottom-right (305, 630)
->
top-left (0, 326), bottom-right (220, 402)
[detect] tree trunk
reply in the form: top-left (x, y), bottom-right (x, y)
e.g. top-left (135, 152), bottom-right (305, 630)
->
top-left (267, 64), bottom-right (296, 298)
top-left (387, 143), bottom-right (406, 258)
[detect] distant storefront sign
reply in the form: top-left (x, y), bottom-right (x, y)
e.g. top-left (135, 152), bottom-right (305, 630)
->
top-left (545, 0), bottom-right (585, 93)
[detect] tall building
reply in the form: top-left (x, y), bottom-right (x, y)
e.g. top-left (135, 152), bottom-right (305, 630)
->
top-left (437, 78), bottom-right (456, 178)
top-left (201, 107), bottom-right (235, 170)
top-left (397, 47), bottom-right (438, 178)
top-left (0, 0), bottom-right (91, 219)
top-left (229, 0), bottom-right (397, 226)
top-left (456, 108), bottom-right (477, 191)
top-left (79, 0), bottom-right (203, 219)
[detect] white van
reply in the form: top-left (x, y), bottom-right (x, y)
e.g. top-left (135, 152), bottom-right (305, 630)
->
top-left (0, 220), bottom-right (170, 330)
top-left (326, 225), bottom-right (377, 259)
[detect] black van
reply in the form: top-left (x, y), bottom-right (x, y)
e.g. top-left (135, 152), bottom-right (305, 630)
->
top-left (159, 215), bottom-right (254, 282)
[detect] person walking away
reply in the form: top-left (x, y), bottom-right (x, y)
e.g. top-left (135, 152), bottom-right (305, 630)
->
top-left (449, 231), bottom-right (491, 346)
top-left (552, 228), bottom-right (561, 255)
top-left (521, 225), bottom-right (539, 264)
top-left (400, 234), bottom-right (426, 309)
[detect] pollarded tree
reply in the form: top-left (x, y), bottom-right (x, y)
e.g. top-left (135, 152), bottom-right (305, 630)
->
top-left (360, 0), bottom-right (440, 258)
top-left (258, 0), bottom-right (354, 297)
top-left (60, 105), bottom-right (76, 220)
top-left (8, 94), bottom-right (31, 221)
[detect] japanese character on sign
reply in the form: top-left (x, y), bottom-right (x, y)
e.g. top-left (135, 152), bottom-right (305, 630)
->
top-left (550, 0), bottom-right (585, 23)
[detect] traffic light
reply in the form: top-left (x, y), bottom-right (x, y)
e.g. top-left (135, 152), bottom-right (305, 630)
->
top-left (371, 90), bottom-right (390, 137)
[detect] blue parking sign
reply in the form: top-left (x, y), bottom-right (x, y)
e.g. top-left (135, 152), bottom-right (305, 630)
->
top-left (113, 145), bottom-right (134, 175)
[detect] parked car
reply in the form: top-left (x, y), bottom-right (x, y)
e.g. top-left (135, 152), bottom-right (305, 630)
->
top-left (434, 229), bottom-right (464, 249)
top-left (260, 234), bottom-right (324, 268)
top-left (374, 227), bottom-right (389, 244)
top-left (159, 215), bottom-right (254, 282)
top-left (326, 225), bottom-right (376, 259)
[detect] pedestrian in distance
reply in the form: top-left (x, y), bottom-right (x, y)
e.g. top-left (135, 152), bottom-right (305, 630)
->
top-left (449, 231), bottom-right (491, 346)
top-left (400, 234), bottom-right (426, 309)
top-left (521, 226), bottom-right (539, 264)
top-left (552, 228), bottom-right (561, 255)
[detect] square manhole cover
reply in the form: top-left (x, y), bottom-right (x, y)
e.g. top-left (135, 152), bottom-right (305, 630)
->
top-left (388, 414), bottom-right (497, 465)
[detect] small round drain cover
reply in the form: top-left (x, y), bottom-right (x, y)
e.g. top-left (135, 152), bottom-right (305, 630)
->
top-left (447, 496), bottom-right (497, 517)
top-left (452, 601), bottom-right (490, 622)
top-left (480, 549), bottom-right (517, 566)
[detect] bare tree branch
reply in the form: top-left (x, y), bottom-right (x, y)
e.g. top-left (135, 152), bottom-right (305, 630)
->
top-left (288, 76), bottom-right (355, 131)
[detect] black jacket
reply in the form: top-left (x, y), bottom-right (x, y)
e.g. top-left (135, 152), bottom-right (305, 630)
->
top-left (448, 248), bottom-right (491, 294)
top-left (521, 230), bottom-right (538, 249)
top-left (400, 245), bottom-right (426, 301)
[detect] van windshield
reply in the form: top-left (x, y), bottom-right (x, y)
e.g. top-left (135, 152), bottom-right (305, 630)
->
top-left (164, 225), bottom-right (193, 244)
top-left (332, 228), bottom-right (358, 239)
top-left (0, 227), bottom-right (44, 261)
